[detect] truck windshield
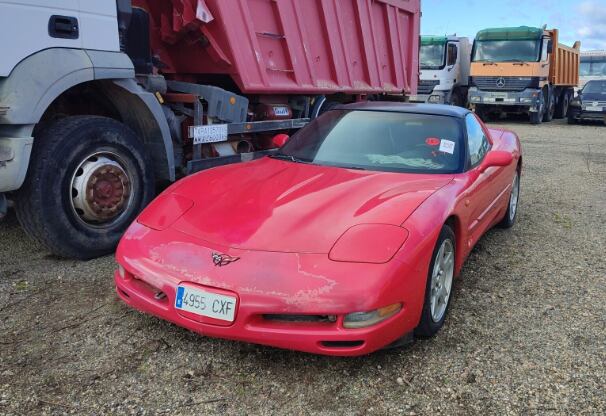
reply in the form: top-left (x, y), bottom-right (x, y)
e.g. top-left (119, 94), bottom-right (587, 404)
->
top-left (420, 44), bottom-right (446, 69)
top-left (580, 58), bottom-right (606, 76)
top-left (472, 40), bottom-right (541, 62)
top-left (275, 110), bottom-right (463, 174)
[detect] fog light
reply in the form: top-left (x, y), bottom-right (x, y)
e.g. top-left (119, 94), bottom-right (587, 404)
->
top-left (117, 264), bottom-right (126, 279)
top-left (343, 303), bottom-right (402, 329)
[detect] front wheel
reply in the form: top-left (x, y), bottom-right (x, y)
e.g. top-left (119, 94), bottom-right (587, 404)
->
top-left (530, 93), bottom-right (545, 125)
top-left (415, 225), bottom-right (456, 338)
top-left (16, 116), bottom-right (155, 259)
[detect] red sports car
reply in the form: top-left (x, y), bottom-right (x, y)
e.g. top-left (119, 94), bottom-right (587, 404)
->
top-left (114, 103), bottom-right (522, 356)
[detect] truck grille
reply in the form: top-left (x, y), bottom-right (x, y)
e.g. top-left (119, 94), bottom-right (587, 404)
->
top-left (472, 77), bottom-right (537, 92)
top-left (417, 80), bottom-right (439, 94)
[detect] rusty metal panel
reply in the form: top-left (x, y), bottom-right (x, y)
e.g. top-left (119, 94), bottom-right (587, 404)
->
top-left (135, 0), bottom-right (420, 95)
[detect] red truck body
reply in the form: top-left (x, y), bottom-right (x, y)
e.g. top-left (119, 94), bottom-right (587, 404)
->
top-left (134, 0), bottom-right (420, 96)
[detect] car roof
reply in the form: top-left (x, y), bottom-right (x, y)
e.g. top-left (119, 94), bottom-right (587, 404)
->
top-left (334, 102), bottom-right (472, 119)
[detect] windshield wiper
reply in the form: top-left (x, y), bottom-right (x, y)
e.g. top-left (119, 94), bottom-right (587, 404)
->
top-left (269, 154), bottom-right (310, 164)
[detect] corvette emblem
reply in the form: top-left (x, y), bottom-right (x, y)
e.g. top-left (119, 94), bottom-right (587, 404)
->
top-left (212, 253), bottom-right (240, 267)
top-left (496, 77), bottom-right (506, 88)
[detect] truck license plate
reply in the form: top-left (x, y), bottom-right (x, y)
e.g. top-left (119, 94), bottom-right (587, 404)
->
top-left (175, 285), bottom-right (236, 322)
top-left (192, 124), bottom-right (228, 144)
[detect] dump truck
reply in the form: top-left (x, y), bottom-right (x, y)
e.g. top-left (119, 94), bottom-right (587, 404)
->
top-left (0, 0), bottom-right (420, 259)
top-left (580, 50), bottom-right (606, 88)
top-left (410, 35), bottom-right (472, 106)
top-left (468, 26), bottom-right (580, 124)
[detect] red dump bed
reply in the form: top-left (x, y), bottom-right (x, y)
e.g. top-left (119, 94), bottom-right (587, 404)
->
top-left (135, 0), bottom-right (420, 95)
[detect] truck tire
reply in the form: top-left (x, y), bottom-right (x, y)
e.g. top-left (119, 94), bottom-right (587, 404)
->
top-left (530, 93), bottom-right (545, 125)
top-left (450, 90), bottom-right (463, 107)
top-left (554, 90), bottom-right (570, 119)
top-left (542, 90), bottom-right (555, 122)
top-left (15, 116), bottom-right (155, 259)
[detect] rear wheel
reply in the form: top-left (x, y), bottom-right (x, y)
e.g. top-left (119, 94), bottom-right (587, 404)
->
top-left (415, 225), bottom-right (456, 338)
top-left (15, 116), bottom-right (155, 259)
top-left (498, 170), bottom-right (520, 228)
top-left (554, 90), bottom-right (570, 119)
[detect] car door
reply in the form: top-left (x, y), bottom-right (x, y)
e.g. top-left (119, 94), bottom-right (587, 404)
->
top-left (462, 114), bottom-right (506, 249)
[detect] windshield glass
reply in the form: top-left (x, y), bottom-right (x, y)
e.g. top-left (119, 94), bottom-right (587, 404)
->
top-left (473, 40), bottom-right (541, 62)
top-left (420, 44), bottom-right (446, 69)
top-left (582, 81), bottom-right (606, 95)
top-left (580, 58), bottom-right (606, 76)
top-left (276, 110), bottom-right (463, 174)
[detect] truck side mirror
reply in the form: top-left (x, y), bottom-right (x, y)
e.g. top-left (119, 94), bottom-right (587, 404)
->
top-left (547, 40), bottom-right (553, 54)
top-left (272, 134), bottom-right (290, 148)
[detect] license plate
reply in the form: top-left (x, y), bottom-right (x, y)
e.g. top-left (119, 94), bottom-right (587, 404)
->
top-left (191, 124), bottom-right (228, 144)
top-left (175, 285), bottom-right (236, 322)
top-left (585, 106), bottom-right (604, 112)
top-left (493, 93), bottom-right (508, 99)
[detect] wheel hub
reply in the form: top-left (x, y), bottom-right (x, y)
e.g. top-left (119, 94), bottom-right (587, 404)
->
top-left (71, 154), bottom-right (132, 224)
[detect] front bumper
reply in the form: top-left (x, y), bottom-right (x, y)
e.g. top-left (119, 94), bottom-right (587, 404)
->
top-left (409, 90), bottom-right (449, 104)
top-left (114, 223), bottom-right (428, 356)
top-left (568, 106), bottom-right (606, 122)
top-left (0, 136), bottom-right (33, 192)
top-left (468, 88), bottom-right (541, 111)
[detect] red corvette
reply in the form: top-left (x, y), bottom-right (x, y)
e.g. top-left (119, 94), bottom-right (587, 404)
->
top-left (114, 103), bottom-right (522, 356)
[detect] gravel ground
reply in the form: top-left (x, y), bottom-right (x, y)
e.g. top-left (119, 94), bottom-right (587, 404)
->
top-left (1, 119), bottom-right (605, 415)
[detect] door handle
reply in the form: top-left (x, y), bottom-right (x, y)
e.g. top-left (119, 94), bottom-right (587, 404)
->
top-left (49, 15), bottom-right (79, 39)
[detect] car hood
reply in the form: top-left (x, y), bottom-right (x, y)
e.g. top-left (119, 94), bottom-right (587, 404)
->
top-left (171, 157), bottom-right (453, 253)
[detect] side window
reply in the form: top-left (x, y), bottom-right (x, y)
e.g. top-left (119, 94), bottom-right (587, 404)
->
top-left (447, 44), bottom-right (458, 66)
top-left (541, 38), bottom-right (549, 61)
top-left (465, 114), bottom-right (490, 167)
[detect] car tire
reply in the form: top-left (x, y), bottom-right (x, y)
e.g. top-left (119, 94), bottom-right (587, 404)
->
top-left (415, 225), bottom-right (456, 339)
top-left (567, 114), bottom-right (578, 125)
top-left (15, 116), bottom-right (155, 259)
top-left (498, 170), bottom-right (520, 228)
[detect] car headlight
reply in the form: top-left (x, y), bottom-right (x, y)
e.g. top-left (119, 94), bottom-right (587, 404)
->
top-left (137, 193), bottom-right (194, 231)
top-left (329, 224), bottom-right (409, 263)
top-left (343, 303), bottom-right (402, 329)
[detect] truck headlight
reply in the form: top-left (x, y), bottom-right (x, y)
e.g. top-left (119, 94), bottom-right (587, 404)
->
top-left (343, 303), bottom-right (402, 329)
top-left (428, 95), bottom-right (441, 103)
top-left (520, 98), bottom-right (534, 103)
top-left (470, 96), bottom-right (481, 103)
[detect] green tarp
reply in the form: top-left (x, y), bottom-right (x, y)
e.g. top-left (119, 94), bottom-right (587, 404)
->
top-left (421, 36), bottom-right (448, 46)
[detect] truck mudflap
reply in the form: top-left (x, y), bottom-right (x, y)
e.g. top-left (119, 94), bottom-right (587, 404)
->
top-left (468, 88), bottom-right (541, 111)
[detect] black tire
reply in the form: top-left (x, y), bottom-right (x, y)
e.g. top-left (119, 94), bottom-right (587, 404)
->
top-left (475, 105), bottom-right (488, 122)
top-left (567, 114), bottom-right (578, 125)
top-left (543, 90), bottom-right (555, 122)
top-left (15, 116), bottom-right (155, 259)
top-left (554, 90), bottom-right (570, 119)
top-left (530, 93), bottom-right (545, 125)
top-left (415, 225), bottom-right (456, 338)
top-left (450, 90), bottom-right (462, 107)
top-left (498, 170), bottom-right (520, 228)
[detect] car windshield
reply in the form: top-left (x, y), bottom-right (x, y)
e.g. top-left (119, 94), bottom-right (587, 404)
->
top-left (275, 110), bottom-right (463, 174)
top-left (582, 81), bottom-right (606, 95)
top-left (580, 58), bottom-right (606, 76)
top-left (420, 44), bottom-right (446, 69)
top-left (472, 40), bottom-right (541, 62)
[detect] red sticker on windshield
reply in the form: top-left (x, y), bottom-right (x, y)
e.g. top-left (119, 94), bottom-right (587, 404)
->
top-left (426, 137), bottom-right (440, 146)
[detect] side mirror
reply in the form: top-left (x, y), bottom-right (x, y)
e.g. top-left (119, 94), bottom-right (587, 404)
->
top-left (479, 150), bottom-right (513, 173)
top-left (272, 134), bottom-right (289, 148)
top-left (547, 40), bottom-right (553, 54)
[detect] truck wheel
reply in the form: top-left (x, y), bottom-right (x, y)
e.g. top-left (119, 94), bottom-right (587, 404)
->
top-left (543, 91), bottom-right (555, 122)
top-left (15, 116), bottom-right (155, 259)
top-left (530, 94), bottom-right (545, 125)
top-left (554, 90), bottom-right (570, 119)
top-left (450, 91), bottom-right (463, 107)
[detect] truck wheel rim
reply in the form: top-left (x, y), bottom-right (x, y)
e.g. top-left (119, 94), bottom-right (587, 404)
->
top-left (509, 172), bottom-right (520, 221)
top-left (430, 239), bottom-right (454, 322)
top-left (70, 151), bottom-right (133, 227)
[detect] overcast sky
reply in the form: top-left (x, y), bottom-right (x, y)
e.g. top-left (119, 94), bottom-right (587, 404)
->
top-left (421, 0), bottom-right (606, 51)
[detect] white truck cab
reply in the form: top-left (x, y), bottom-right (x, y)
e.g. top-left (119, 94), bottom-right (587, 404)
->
top-left (579, 50), bottom-right (606, 89)
top-left (410, 36), bottom-right (472, 107)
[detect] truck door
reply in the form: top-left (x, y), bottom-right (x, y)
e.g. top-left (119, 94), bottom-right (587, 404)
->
top-left (446, 43), bottom-right (459, 85)
top-left (0, 0), bottom-right (80, 76)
